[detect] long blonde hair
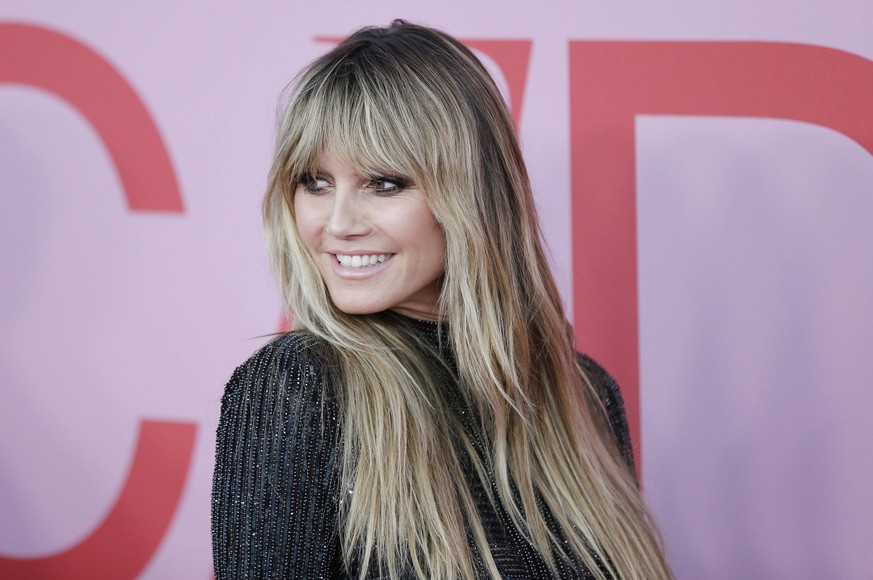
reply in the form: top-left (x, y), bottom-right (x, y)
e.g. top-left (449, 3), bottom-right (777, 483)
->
top-left (263, 20), bottom-right (671, 579)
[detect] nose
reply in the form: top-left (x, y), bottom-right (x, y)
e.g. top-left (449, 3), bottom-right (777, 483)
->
top-left (325, 187), bottom-right (371, 238)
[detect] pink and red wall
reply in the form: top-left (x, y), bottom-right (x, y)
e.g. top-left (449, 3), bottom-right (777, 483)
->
top-left (2, 2), bottom-right (872, 578)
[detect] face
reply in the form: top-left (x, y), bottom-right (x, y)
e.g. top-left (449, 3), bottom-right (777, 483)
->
top-left (293, 149), bottom-right (446, 321)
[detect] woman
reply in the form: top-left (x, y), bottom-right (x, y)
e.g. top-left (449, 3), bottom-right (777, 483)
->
top-left (212, 20), bottom-right (672, 579)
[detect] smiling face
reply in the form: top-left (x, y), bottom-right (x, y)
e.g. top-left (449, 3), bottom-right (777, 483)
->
top-left (293, 149), bottom-right (446, 321)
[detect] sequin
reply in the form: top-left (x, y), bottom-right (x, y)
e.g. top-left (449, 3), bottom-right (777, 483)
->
top-left (211, 318), bottom-right (633, 578)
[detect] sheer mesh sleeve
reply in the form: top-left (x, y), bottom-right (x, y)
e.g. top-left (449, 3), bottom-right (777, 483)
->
top-left (576, 353), bottom-right (636, 477)
top-left (212, 334), bottom-right (341, 579)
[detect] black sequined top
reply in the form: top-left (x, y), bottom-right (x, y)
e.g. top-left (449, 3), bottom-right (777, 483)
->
top-left (212, 318), bottom-right (635, 579)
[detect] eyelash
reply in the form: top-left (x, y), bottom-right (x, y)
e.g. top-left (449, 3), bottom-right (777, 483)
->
top-left (368, 176), bottom-right (410, 195)
top-left (300, 176), bottom-right (330, 194)
top-left (299, 175), bottom-right (411, 196)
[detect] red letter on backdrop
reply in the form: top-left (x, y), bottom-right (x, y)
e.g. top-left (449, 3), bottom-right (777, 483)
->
top-left (0, 23), bottom-right (194, 578)
top-left (569, 41), bottom-right (873, 471)
top-left (0, 422), bottom-right (197, 579)
top-left (0, 23), bottom-right (183, 212)
top-left (461, 39), bottom-right (532, 128)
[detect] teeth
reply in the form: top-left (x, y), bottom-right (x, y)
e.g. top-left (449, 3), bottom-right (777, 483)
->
top-left (336, 254), bottom-right (389, 269)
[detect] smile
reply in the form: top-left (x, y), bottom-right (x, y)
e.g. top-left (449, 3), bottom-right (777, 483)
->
top-left (334, 253), bottom-right (392, 269)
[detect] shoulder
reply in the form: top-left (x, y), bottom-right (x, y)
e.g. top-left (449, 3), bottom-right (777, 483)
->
top-left (575, 352), bottom-right (636, 476)
top-left (213, 333), bottom-right (342, 577)
top-left (221, 332), bottom-right (333, 415)
top-left (229, 331), bottom-right (326, 383)
top-left (575, 352), bottom-right (621, 411)
top-left (214, 331), bottom-right (341, 479)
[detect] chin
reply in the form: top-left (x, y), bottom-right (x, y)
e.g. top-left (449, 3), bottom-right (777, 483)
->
top-left (330, 298), bottom-right (387, 316)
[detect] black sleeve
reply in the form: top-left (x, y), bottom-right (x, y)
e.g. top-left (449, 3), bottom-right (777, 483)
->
top-left (212, 334), bottom-right (341, 579)
top-left (576, 353), bottom-right (636, 477)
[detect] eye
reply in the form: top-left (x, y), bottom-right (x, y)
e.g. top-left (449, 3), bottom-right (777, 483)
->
top-left (368, 176), bottom-right (410, 195)
top-left (300, 175), bottom-right (330, 194)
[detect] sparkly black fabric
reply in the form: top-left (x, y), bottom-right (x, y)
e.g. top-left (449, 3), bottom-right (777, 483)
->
top-left (212, 318), bottom-right (634, 579)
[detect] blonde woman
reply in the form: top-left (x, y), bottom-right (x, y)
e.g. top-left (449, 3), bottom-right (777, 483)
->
top-left (212, 20), bottom-right (672, 579)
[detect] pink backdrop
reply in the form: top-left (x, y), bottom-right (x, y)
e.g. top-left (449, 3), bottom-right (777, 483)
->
top-left (2, 2), bottom-right (872, 578)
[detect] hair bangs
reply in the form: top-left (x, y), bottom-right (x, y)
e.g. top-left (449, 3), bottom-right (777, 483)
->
top-left (281, 48), bottom-right (452, 200)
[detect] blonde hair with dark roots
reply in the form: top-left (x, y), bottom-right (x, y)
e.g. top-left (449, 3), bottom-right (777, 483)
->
top-left (263, 20), bottom-right (671, 580)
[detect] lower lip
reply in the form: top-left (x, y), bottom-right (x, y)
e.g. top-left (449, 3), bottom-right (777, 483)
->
top-left (329, 254), bottom-right (394, 279)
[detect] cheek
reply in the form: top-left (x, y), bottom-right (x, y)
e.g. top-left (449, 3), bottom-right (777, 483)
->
top-left (431, 237), bottom-right (448, 277)
top-left (410, 219), bottom-right (446, 274)
top-left (293, 199), bottom-right (321, 251)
